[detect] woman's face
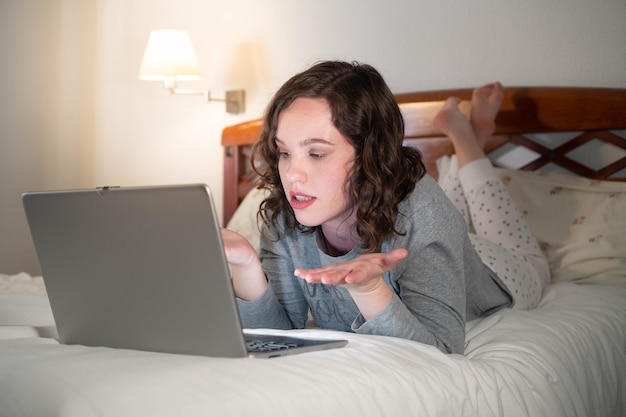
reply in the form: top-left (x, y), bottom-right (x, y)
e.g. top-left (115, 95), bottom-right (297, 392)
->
top-left (275, 97), bottom-right (356, 229)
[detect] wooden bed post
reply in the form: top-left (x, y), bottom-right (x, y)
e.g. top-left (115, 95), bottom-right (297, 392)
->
top-left (221, 119), bottom-right (264, 226)
top-left (222, 145), bottom-right (239, 227)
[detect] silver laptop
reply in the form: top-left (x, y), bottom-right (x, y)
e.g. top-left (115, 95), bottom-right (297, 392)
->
top-left (22, 184), bottom-right (347, 358)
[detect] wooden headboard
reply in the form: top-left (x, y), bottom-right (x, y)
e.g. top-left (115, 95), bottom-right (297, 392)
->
top-left (221, 87), bottom-right (626, 226)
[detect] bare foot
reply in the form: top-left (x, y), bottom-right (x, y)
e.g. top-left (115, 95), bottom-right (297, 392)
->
top-left (432, 97), bottom-right (466, 137)
top-left (434, 96), bottom-right (486, 168)
top-left (470, 82), bottom-right (504, 145)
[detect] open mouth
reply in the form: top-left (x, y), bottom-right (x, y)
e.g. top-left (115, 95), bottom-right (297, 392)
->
top-left (290, 193), bottom-right (316, 209)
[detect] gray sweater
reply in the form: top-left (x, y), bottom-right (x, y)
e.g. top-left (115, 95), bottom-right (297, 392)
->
top-left (237, 175), bottom-right (512, 354)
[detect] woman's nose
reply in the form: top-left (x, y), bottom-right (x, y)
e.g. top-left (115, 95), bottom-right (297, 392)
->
top-left (283, 159), bottom-right (307, 184)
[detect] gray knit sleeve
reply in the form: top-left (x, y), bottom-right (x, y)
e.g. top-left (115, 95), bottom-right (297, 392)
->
top-left (236, 284), bottom-right (292, 329)
top-left (236, 223), bottom-right (310, 330)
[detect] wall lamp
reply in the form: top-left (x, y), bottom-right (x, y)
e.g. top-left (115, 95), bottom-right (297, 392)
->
top-left (138, 29), bottom-right (245, 114)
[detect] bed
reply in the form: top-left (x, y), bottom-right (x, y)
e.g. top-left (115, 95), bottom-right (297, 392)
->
top-left (1, 86), bottom-right (625, 417)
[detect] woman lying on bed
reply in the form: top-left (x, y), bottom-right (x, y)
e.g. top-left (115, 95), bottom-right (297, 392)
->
top-left (220, 61), bottom-right (549, 354)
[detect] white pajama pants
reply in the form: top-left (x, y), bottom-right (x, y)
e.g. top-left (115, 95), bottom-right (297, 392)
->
top-left (437, 156), bottom-right (550, 310)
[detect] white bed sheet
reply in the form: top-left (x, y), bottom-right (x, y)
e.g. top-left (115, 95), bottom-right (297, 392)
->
top-left (1, 280), bottom-right (624, 417)
top-left (0, 273), bottom-right (56, 340)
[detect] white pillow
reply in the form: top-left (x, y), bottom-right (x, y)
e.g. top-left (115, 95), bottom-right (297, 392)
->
top-left (227, 169), bottom-right (626, 285)
top-left (497, 168), bottom-right (626, 285)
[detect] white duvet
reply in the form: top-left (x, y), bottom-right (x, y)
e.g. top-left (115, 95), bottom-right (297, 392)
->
top-left (1, 274), bottom-right (625, 417)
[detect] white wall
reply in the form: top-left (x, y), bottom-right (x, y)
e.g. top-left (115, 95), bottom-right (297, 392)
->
top-left (0, 0), bottom-right (96, 275)
top-left (2, 0), bottom-right (625, 275)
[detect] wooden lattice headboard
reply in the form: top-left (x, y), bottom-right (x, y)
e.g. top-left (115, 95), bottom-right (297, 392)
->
top-left (221, 87), bottom-right (626, 226)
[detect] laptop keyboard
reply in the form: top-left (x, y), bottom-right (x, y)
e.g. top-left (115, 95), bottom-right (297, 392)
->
top-left (245, 338), bottom-right (301, 353)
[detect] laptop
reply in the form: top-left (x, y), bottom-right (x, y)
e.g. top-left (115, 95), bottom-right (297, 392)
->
top-left (22, 184), bottom-right (347, 358)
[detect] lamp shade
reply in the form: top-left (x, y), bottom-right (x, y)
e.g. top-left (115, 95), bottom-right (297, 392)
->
top-left (138, 30), bottom-right (202, 81)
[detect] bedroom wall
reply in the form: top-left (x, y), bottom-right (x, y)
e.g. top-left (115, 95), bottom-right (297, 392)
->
top-left (0, 0), bottom-right (96, 275)
top-left (2, 0), bottom-right (625, 275)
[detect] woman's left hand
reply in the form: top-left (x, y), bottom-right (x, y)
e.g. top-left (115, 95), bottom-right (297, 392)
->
top-left (294, 248), bottom-right (408, 320)
top-left (294, 248), bottom-right (408, 293)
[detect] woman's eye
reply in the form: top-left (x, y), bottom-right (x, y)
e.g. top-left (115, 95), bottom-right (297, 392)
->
top-left (278, 151), bottom-right (290, 158)
top-left (309, 153), bottom-right (324, 160)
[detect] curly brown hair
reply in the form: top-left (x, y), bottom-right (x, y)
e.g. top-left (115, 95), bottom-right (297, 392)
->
top-left (252, 61), bottom-right (426, 253)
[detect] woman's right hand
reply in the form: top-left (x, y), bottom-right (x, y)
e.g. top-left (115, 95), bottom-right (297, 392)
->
top-left (220, 228), bottom-right (268, 301)
top-left (221, 228), bottom-right (258, 267)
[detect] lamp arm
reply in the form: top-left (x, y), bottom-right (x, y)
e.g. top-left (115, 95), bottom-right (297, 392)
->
top-left (161, 80), bottom-right (245, 114)
top-left (169, 87), bottom-right (209, 97)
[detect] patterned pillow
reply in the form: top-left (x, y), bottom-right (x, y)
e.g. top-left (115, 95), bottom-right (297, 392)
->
top-left (497, 168), bottom-right (626, 285)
